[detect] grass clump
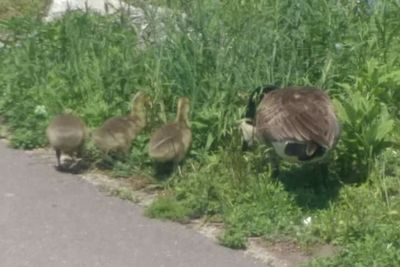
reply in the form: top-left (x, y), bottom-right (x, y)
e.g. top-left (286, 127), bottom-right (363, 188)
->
top-left (0, 0), bottom-right (400, 266)
top-left (145, 196), bottom-right (192, 223)
top-left (307, 167), bottom-right (400, 266)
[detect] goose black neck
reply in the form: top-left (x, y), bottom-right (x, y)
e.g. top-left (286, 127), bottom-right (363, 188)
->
top-left (245, 85), bottom-right (279, 119)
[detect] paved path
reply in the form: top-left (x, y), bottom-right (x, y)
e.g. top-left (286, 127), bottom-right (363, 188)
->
top-left (0, 141), bottom-right (265, 267)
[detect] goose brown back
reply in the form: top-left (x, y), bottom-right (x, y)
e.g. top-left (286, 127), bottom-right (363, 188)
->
top-left (255, 86), bottom-right (340, 150)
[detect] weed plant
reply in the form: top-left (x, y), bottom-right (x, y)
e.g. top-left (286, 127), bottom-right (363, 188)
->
top-left (0, 0), bottom-right (400, 266)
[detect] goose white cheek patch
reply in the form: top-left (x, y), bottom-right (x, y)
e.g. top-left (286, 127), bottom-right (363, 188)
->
top-left (239, 121), bottom-right (256, 146)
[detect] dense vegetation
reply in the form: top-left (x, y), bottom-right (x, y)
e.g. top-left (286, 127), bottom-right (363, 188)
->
top-left (0, 0), bottom-right (399, 266)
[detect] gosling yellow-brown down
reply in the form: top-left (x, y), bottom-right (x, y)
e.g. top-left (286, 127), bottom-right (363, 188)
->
top-left (46, 113), bottom-right (86, 168)
top-left (148, 97), bottom-right (191, 166)
top-left (92, 91), bottom-right (151, 154)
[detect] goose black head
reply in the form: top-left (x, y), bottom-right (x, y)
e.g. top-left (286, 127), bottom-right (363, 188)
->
top-left (241, 85), bottom-right (279, 151)
top-left (244, 85), bottom-right (279, 120)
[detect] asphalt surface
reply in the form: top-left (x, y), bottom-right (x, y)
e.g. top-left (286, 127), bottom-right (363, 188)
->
top-left (0, 141), bottom-right (265, 267)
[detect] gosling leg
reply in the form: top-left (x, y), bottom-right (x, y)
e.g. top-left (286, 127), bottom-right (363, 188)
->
top-left (55, 149), bottom-right (61, 168)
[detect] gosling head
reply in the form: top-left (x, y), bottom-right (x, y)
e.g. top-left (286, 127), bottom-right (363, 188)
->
top-left (130, 91), bottom-right (152, 116)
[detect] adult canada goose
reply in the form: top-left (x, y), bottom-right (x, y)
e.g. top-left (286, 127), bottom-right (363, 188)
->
top-left (46, 113), bottom-right (87, 169)
top-left (148, 97), bottom-right (192, 176)
top-left (240, 85), bottom-right (340, 164)
top-left (92, 91), bottom-right (151, 155)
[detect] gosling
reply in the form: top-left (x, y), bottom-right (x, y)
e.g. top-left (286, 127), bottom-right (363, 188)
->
top-left (148, 97), bottom-right (192, 176)
top-left (46, 113), bottom-right (86, 169)
top-left (92, 92), bottom-right (151, 156)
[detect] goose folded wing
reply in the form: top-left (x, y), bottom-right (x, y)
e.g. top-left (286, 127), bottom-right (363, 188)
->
top-left (149, 124), bottom-right (184, 158)
top-left (256, 91), bottom-right (338, 148)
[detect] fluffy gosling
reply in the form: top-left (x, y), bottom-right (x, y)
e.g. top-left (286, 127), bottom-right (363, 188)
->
top-left (46, 113), bottom-right (87, 169)
top-left (92, 91), bottom-right (151, 156)
top-left (148, 97), bottom-right (192, 176)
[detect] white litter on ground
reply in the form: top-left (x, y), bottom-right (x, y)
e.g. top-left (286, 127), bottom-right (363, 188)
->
top-left (44, 0), bottom-right (125, 21)
top-left (45, 0), bottom-right (178, 46)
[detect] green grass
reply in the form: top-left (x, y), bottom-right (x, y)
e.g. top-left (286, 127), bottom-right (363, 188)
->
top-left (145, 196), bottom-right (192, 223)
top-left (0, 0), bottom-right (400, 266)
